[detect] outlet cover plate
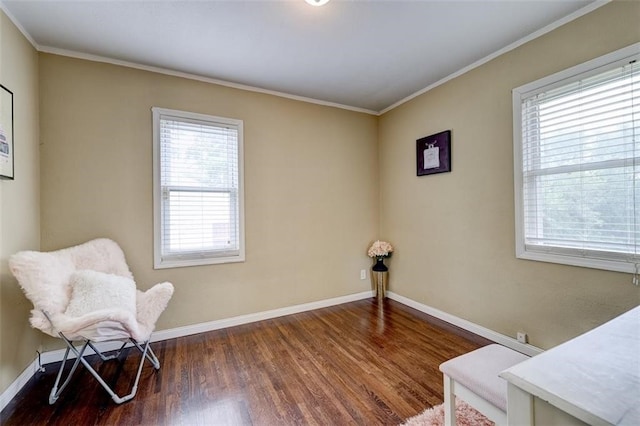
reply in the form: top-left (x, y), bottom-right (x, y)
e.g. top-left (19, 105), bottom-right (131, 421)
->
top-left (517, 332), bottom-right (528, 344)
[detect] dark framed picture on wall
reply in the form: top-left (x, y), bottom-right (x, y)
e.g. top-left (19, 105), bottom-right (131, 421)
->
top-left (0, 84), bottom-right (14, 180)
top-left (416, 130), bottom-right (451, 176)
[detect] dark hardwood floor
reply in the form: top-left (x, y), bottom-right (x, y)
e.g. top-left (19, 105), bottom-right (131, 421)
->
top-left (1, 298), bottom-right (491, 425)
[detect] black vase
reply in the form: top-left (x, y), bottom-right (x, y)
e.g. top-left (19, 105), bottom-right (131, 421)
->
top-left (372, 257), bottom-right (388, 272)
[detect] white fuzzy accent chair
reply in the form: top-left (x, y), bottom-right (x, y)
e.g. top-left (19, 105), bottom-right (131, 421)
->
top-left (9, 238), bottom-right (174, 404)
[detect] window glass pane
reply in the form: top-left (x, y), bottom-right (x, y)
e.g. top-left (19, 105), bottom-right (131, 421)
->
top-left (515, 45), bottom-right (640, 272)
top-left (527, 69), bottom-right (639, 170)
top-left (525, 166), bottom-right (636, 253)
top-left (165, 190), bottom-right (233, 252)
top-left (160, 119), bottom-right (238, 189)
top-left (153, 107), bottom-right (243, 268)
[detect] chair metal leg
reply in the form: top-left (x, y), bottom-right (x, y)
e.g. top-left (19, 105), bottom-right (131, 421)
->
top-left (49, 343), bottom-right (88, 404)
top-left (50, 333), bottom-right (160, 404)
top-left (130, 339), bottom-right (160, 369)
top-left (88, 341), bottom-right (127, 361)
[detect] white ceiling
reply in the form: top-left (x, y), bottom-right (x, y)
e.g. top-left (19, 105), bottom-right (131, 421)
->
top-left (2, 0), bottom-right (599, 114)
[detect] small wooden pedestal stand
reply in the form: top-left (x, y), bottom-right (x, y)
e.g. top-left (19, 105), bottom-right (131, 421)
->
top-left (371, 270), bottom-right (388, 300)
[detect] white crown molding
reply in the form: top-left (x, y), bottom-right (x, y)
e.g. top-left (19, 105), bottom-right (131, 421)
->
top-left (2, 0), bottom-right (609, 116)
top-left (0, 0), bottom-right (39, 48)
top-left (2, 0), bottom-right (373, 115)
top-left (378, 0), bottom-right (611, 115)
top-left (37, 45), bottom-right (378, 116)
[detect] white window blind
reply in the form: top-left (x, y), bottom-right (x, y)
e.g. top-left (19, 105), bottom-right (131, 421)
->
top-left (514, 44), bottom-right (639, 273)
top-left (152, 107), bottom-right (244, 268)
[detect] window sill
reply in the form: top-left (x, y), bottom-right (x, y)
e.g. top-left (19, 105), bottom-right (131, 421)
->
top-left (516, 247), bottom-right (635, 274)
top-left (154, 254), bottom-right (245, 269)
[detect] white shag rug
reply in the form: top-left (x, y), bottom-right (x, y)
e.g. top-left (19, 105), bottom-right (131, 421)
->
top-left (402, 400), bottom-right (494, 426)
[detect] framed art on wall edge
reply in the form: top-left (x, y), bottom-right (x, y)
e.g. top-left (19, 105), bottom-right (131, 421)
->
top-left (416, 130), bottom-right (451, 177)
top-left (0, 84), bottom-right (14, 180)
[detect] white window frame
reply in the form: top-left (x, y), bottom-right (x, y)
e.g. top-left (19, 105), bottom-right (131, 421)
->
top-left (513, 43), bottom-right (640, 273)
top-left (152, 107), bottom-right (245, 269)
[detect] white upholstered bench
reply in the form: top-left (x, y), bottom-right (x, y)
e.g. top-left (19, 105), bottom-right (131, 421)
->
top-left (439, 344), bottom-right (530, 426)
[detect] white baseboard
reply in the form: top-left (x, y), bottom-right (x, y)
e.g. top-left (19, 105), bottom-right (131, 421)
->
top-left (151, 290), bottom-right (374, 342)
top-left (387, 291), bottom-right (543, 357)
top-left (0, 359), bottom-right (39, 413)
top-left (0, 290), bottom-right (373, 412)
top-left (1, 289), bottom-right (542, 412)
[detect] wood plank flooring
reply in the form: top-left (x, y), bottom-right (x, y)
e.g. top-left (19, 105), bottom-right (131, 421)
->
top-left (0, 298), bottom-right (491, 425)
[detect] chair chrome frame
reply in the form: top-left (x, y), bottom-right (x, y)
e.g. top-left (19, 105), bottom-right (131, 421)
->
top-left (44, 312), bottom-right (161, 405)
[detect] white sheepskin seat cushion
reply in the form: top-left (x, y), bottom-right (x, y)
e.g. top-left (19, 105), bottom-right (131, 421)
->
top-left (9, 238), bottom-right (174, 343)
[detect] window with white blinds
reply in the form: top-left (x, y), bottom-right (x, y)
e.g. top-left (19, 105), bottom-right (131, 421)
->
top-left (152, 107), bottom-right (244, 268)
top-left (514, 43), bottom-right (639, 273)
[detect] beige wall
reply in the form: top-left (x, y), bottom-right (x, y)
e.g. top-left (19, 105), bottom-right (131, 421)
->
top-left (378, 1), bottom-right (640, 349)
top-left (2, 0), bottom-right (639, 398)
top-left (0, 11), bottom-right (41, 393)
top-left (38, 54), bottom-right (379, 349)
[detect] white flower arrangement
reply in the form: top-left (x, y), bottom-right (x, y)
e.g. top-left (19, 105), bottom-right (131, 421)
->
top-left (367, 240), bottom-right (394, 259)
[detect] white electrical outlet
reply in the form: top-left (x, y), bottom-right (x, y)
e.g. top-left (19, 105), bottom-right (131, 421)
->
top-left (516, 331), bottom-right (528, 344)
top-left (360, 269), bottom-right (367, 280)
